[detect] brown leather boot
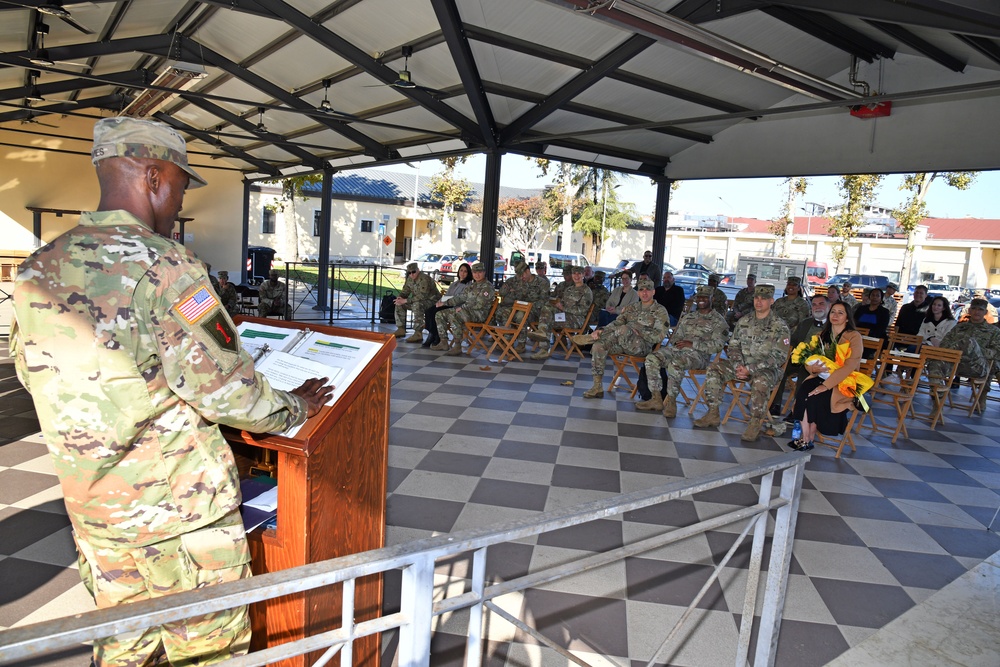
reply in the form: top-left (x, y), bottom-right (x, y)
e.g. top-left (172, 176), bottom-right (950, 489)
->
top-left (582, 378), bottom-right (604, 399)
top-left (530, 345), bottom-right (551, 360)
top-left (693, 405), bottom-right (721, 427)
top-left (445, 342), bottom-right (463, 356)
top-left (635, 395), bottom-right (663, 412)
top-left (393, 327), bottom-right (406, 337)
top-left (662, 395), bottom-right (677, 419)
top-left (405, 332), bottom-right (423, 343)
top-left (741, 418), bottom-right (763, 442)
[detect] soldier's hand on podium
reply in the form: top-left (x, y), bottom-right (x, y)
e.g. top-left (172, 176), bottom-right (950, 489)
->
top-left (292, 377), bottom-right (335, 418)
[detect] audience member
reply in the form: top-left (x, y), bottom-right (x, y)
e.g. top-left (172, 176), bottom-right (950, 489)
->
top-left (217, 270), bottom-right (238, 315)
top-left (853, 287), bottom-right (890, 344)
top-left (534, 261), bottom-right (551, 294)
top-left (530, 265), bottom-right (593, 360)
top-left (553, 266), bottom-right (573, 299)
top-left (598, 271), bottom-right (639, 326)
top-left (694, 284), bottom-right (790, 441)
top-left (918, 296), bottom-right (956, 346)
top-left (620, 251), bottom-right (661, 286)
top-left (637, 285), bottom-right (728, 418)
top-left (789, 301), bottom-right (863, 451)
top-left (654, 270), bottom-right (686, 326)
top-left (772, 275), bottom-right (810, 332)
top-left (771, 294), bottom-right (830, 418)
top-left (394, 262), bottom-right (442, 341)
top-left (840, 281), bottom-right (858, 309)
top-left (727, 273), bottom-right (756, 329)
top-left (257, 269), bottom-right (288, 318)
top-left (825, 285), bottom-right (842, 304)
top-left (423, 262), bottom-right (472, 348)
top-left (589, 271), bottom-right (610, 327)
top-left (935, 298), bottom-right (1000, 410)
top-left (434, 262), bottom-right (496, 355)
top-left (884, 282), bottom-right (900, 321)
top-left (706, 273), bottom-right (728, 316)
top-left (895, 284), bottom-right (929, 335)
top-left (573, 278), bottom-right (668, 399)
top-left (496, 262), bottom-right (548, 353)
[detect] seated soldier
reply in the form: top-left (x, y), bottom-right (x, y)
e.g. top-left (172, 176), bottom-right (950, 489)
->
top-left (932, 297), bottom-right (1000, 411)
top-left (726, 273), bottom-right (756, 330)
top-left (637, 285), bottom-right (729, 418)
top-left (553, 266), bottom-right (573, 300)
top-left (495, 261), bottom-right (548, 353)
top-left (216, 270), bottom-right (238, 316)
top-left (529, 265), bottom-right (593, 360)
top-left (433, 262), bottom-right (496, 355)
top-left (394, 262), bottom-right (441, 342)
top-left (693, 284), bottom-right (791, 441)
top-left (258, 269), bottom-right (288, 318)
top-left (706, 273), bottom-right (727, 316)
top-left (572, 278), bottom-right (668, 399)
top-left (589, 271), bottom-right (611, 327)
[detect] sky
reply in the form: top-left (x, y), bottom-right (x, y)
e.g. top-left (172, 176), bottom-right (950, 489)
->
top-left (372, 154), bottom-right (1000, 222)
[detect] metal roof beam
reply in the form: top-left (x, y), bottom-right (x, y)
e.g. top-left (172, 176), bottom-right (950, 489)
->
top-left (955, 34), bottom-right (1000, 66)
top-left (498, 34), bottom-right (655, 144)
top-left (768, 0), bottom-right (1000, 38)
top-left (249, 0), bottom-right (483, 144)
top-left (0, 93), bottom-right (126, 123)
top-left (669, 0), bottom-right (759, 23)
top-left (867, 20), bottom-right (965, 72)
top-left (762, 6), bottom-right (895, 62)
top-left (464, 24), bottom-right (748, 114)
top-left (0, 69), bottom-right (147, 103)
top-left (430, 0), bottom-right (497, 149)
top-left (152, 112), bottom-right (280, 176)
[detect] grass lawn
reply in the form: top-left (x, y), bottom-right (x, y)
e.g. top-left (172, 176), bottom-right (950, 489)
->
top-left (275, 264), bottom-right (407, 298)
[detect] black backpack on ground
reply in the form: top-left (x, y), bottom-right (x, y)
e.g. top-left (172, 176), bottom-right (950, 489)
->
top-left (379, 292), bottom-right (396, 323)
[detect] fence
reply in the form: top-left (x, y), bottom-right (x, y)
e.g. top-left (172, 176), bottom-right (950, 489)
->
top-left (0, 452), bottom-right (807, 667)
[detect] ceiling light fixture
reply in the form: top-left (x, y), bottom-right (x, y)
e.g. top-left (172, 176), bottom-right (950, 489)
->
top-left (255, 107), bottom-right (268, 134)
top-left (25, 86), bottom-right (45, 103)
top-left (120, 59), bottom-right (208, 117)
top-left (319, 79), bottom-right (333, 113)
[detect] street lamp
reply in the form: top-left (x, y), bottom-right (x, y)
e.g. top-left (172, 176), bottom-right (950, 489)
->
top-left (799, 202), bottom-right (825, 260)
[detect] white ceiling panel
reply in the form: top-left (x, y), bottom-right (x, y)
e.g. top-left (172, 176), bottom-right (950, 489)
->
top-left (192, 10), bottom-right (290, 64)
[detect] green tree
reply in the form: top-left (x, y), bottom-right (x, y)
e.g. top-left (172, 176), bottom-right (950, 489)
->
top-left (829, 174), bottom-right (884, 272)
top-left (574, 167), bottom-right (636, 264)
top-left (493, 195), bottom-right (554, 250)
top-left (893, 171), bottom-right (977, 290)
top-left (769, 177), bottom-right (807, 257)
top-left (428, 156), bottom-right (472, 250)
top-left (534, 158), bottom-right (584, 252)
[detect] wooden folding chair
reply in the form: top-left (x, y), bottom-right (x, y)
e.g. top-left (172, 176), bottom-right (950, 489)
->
top-left (483, 301), bottom-right (533, 363)
top-left (463, 295), bottom-right (500, 356)
top-left (947, 359), bottom-right (996, 417)
top-left (887, 328), bottom-right (923, 354)
top-left (813, 409), bottom-right (863, 459)
top-left (911, 346), bottom-right (963, 429)
top-left (551, 303), bottom-right (596, 360)
top-left (678, 349), bottom-right (723, 415)
top-left (607, 342), bottom-right (660, 398)
top-left (861, 348), bottom-right (927, 443)
top-left (721, 354), bottom-right (790, 425)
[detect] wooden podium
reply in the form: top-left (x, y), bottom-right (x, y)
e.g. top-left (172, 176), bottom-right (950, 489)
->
top-left (225, 317), bottom-right (395, 666)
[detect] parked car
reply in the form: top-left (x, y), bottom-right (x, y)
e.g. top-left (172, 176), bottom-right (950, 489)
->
top-left (614, 259), bottom-right (679, 276)
top-left (441, 251), bottom-right (506, 283)
top-left (672, 268), bottom-right (711, 298)
top-left (717, 272), bottom-right (736, 285)
top-left (818, 273), bottom-right (889, 300)
top-left (925, 282), bottom-right (963, 304)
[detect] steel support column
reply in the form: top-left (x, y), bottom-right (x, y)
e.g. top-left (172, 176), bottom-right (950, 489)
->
top-left (240, 180), bottom-right (251, 285)
top-left (479, 151), bottom-right (502, 277)
top-left (652, 178), bottom-right (673, 273)
top-left (31, 210), bottom-right (41, 248)
top-left (315, 168), bottom-right (333, 311)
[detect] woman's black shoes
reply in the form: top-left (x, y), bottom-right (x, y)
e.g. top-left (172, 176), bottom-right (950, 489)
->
top-left (789, 438), bottom-right (814, 452)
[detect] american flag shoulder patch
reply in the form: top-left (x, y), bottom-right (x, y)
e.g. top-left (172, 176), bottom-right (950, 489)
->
top-left (175, 286), bottom-right (219, 324)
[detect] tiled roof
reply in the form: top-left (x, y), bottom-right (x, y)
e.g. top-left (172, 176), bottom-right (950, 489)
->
top-left (299, 167), bottom-right (542, 206)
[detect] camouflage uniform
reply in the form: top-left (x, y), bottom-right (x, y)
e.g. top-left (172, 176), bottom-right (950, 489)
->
top-left (590, 283), bottom-right (610, 327)
top-left (257, 277), bottom-right (287, 317)
top-left (590, 300), bottom-right (669, 378)
top-left (698, 304), bottom-right (790, 434)
top-left (934, 319), bottom-right (1000, 382)
top-left (437, 278), bottom-right (496, 346)
top-left (395, 270), bottom-right (441, 331)
top-left (841, 290), bottom-right (858, 310)
top-left (727, 286), bottom-right (754, 328)
top-left (709, 286), bottom-right (728, 316)
top-left (496, 273), bottom-right (548, 346)
top-left (209, 274), bottom-right (222, 296)
top-left (11, 209), bottom-right (306, 665)
top-left (218, 281), bottom-right (238, 315)
top-left (554, 278), bottom-right (571, 300)
top-left (535, 283), bottom-right (593, 336)
top-left (646, 307), bottom-right (728, 398)
top-left (772, 294), bottom-right (810, 332)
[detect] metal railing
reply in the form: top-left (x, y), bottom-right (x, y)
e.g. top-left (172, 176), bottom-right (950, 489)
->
top-left (0, 453), bottom-right (807, 667)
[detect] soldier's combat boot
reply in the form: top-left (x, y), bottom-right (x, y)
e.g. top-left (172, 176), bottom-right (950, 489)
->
top-left (582, 378), bottom-right (604, 399)
top-left (405, 331), bottom-right (423, 343)
top-left (662, 395), bottom-right (677, 419)
top-left (527, 330), bottom-right (548, 342)
top-left (530, 345), bottom-right (551, 360)
top-left (514, 342), bottom-right (526, 355)
top-left (693, 405), bottom-right (721, 428)
top-left (571, 334), bottom-right (594, 347)
top-left (741, 418), bottom-right (763, 442)
top-left (635, 395), bottom-right (663, 412)
top-left (393, 327), bottom-right (406, 338)
top-left (445, 341), bottom-right (463, 356)
top-left (431, 340), bottom-right (450, 351)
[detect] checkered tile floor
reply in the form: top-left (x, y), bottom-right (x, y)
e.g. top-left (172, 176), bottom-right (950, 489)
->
top-left (3, 327), bottom-right (1000, 666)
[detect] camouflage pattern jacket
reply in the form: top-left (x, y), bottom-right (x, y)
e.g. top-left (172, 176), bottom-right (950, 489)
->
top-left (452, 278), bottom-right (496, 322)
top-left (604, 299), bottom-right (669, 348)
top-left (670, 308), bottom-right (729, 362)
top-left (590, 285), bottom-right (610, 314)
top-left (559, 283), bottom-right (594, 329)
top-left (772, 295), bottom-right (811, 332)
top-left (258, 278), bottom-right (286, 306)
top-left (727, 310), bottom-right (791, 374)
top-left (940, 320), bottom-right (1000, 376)
top-left (731, 287), bottom-right (754, 318)
top-left (500, 275), bottom-right (548, 308)
top-left (401, 271), bottom-right (440, 304)
top-left (709, 287), bottom-right (728, 316)
top-left (10, 210), bottom-right (305, 548)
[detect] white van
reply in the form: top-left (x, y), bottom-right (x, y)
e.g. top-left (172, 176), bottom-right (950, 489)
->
top-left (524, 250), bottom-right (590, 272)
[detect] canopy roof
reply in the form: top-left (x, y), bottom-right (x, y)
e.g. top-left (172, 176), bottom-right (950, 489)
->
top-left (2, 0), bottom-right (999, 181)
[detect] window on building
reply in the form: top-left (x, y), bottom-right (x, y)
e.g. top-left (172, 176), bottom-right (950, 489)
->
top-left (457, 228), bottom-right (468, 240)
top-left (683, 256), bottom-right (695, 266)
top-left (262, 208), bottom-right (275, 234)
top-left (715, 258), bottom-right (725, 270)
top-left (947, 275), bottom-right (960, 286)
top-left (313, 210), bottom-right (322, 237)
top-left (920, 272), bottom-right (936, 282)
top-left (360, 219), bottom-right (374, 233)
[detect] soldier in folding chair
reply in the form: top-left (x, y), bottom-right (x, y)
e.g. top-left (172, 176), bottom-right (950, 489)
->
top-left (788, 300), bottom-right (866, 452)
top-left (694, 283), bottom-right (790, 442)
top-left (636, 285), bottom-right (729, 419)
top-left (436, 262), bottom-right (495, 356)
top-left (572, 278), bottom-right (668, 399)
top-left (935, 297), bottom-right (1000, 414)
top-left (528, 265), bottom-right (593, 360)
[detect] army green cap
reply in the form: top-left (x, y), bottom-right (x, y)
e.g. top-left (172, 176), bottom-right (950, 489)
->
top-left (707, 273), bottom-right (720, 284)
top-left (747, 273), bottom-right (757, 280)
top-left (594, 271), bottom-right (606, 280)
top-left (887, 282), bottom-right (899, 290)
top-left (637, 278), bottom-right (655, 290)
top-left (471, 261), bottom-right (485, 272)
top-left (570, 265), bottom-right (585, 274)
top-left (217, 270), bottom-right (228, 280)
top-left (695, 285), bottom-right (713, 297)
top-left (406, 262), bottom-right (419, 272)
top-left (969, 297), bottom-right (989, 310)
top-left (754, 284), bottom-right (776, 298)
top-left (92, 117), bottom-right (207, 188)
top-left (786, 275), bottom-right (802, 285)
top-left (515, 261), bottom-right (530, 275)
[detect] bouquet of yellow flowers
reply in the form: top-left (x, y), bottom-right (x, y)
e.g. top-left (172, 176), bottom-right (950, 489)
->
top-left (790, 335), bottom-right (834, 366)
top-left (800, 340), bottom-right (874, 412)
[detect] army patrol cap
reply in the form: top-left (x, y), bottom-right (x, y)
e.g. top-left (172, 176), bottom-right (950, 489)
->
top-left (92, 117), bottom-right (207, 188)
top-left (571, 265), bottom-right (585, 275)
top-left (707, 273), bottom-right (720, 285)
top-left (695, 285), bottom-right (713, 297)
top-left (969, 298), bottom-right (989, 310)
top-left (786, 275), bottom-right (802, 286)
top-left (887, 282), bottom-right (898, 290)
top-left (406, 262), bottom-right (419, 272)
top-left (637, 278), bottom-right (655, 290)
top-left (217, 270), bottom-right (228, 280)
top-left (515, 261), bottom-right (530, 275)
top-left (747, 273), bottom-right (757, 280)
top-left (471, 261), bottom-right (485, 272)
top-left (594, 271), bottom-right (606, 280)
top-left (754, 284), bottom-right (776, 298)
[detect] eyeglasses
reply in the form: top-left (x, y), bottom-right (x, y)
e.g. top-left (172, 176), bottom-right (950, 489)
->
top-left (407, 270), bottom-right (418, 275)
